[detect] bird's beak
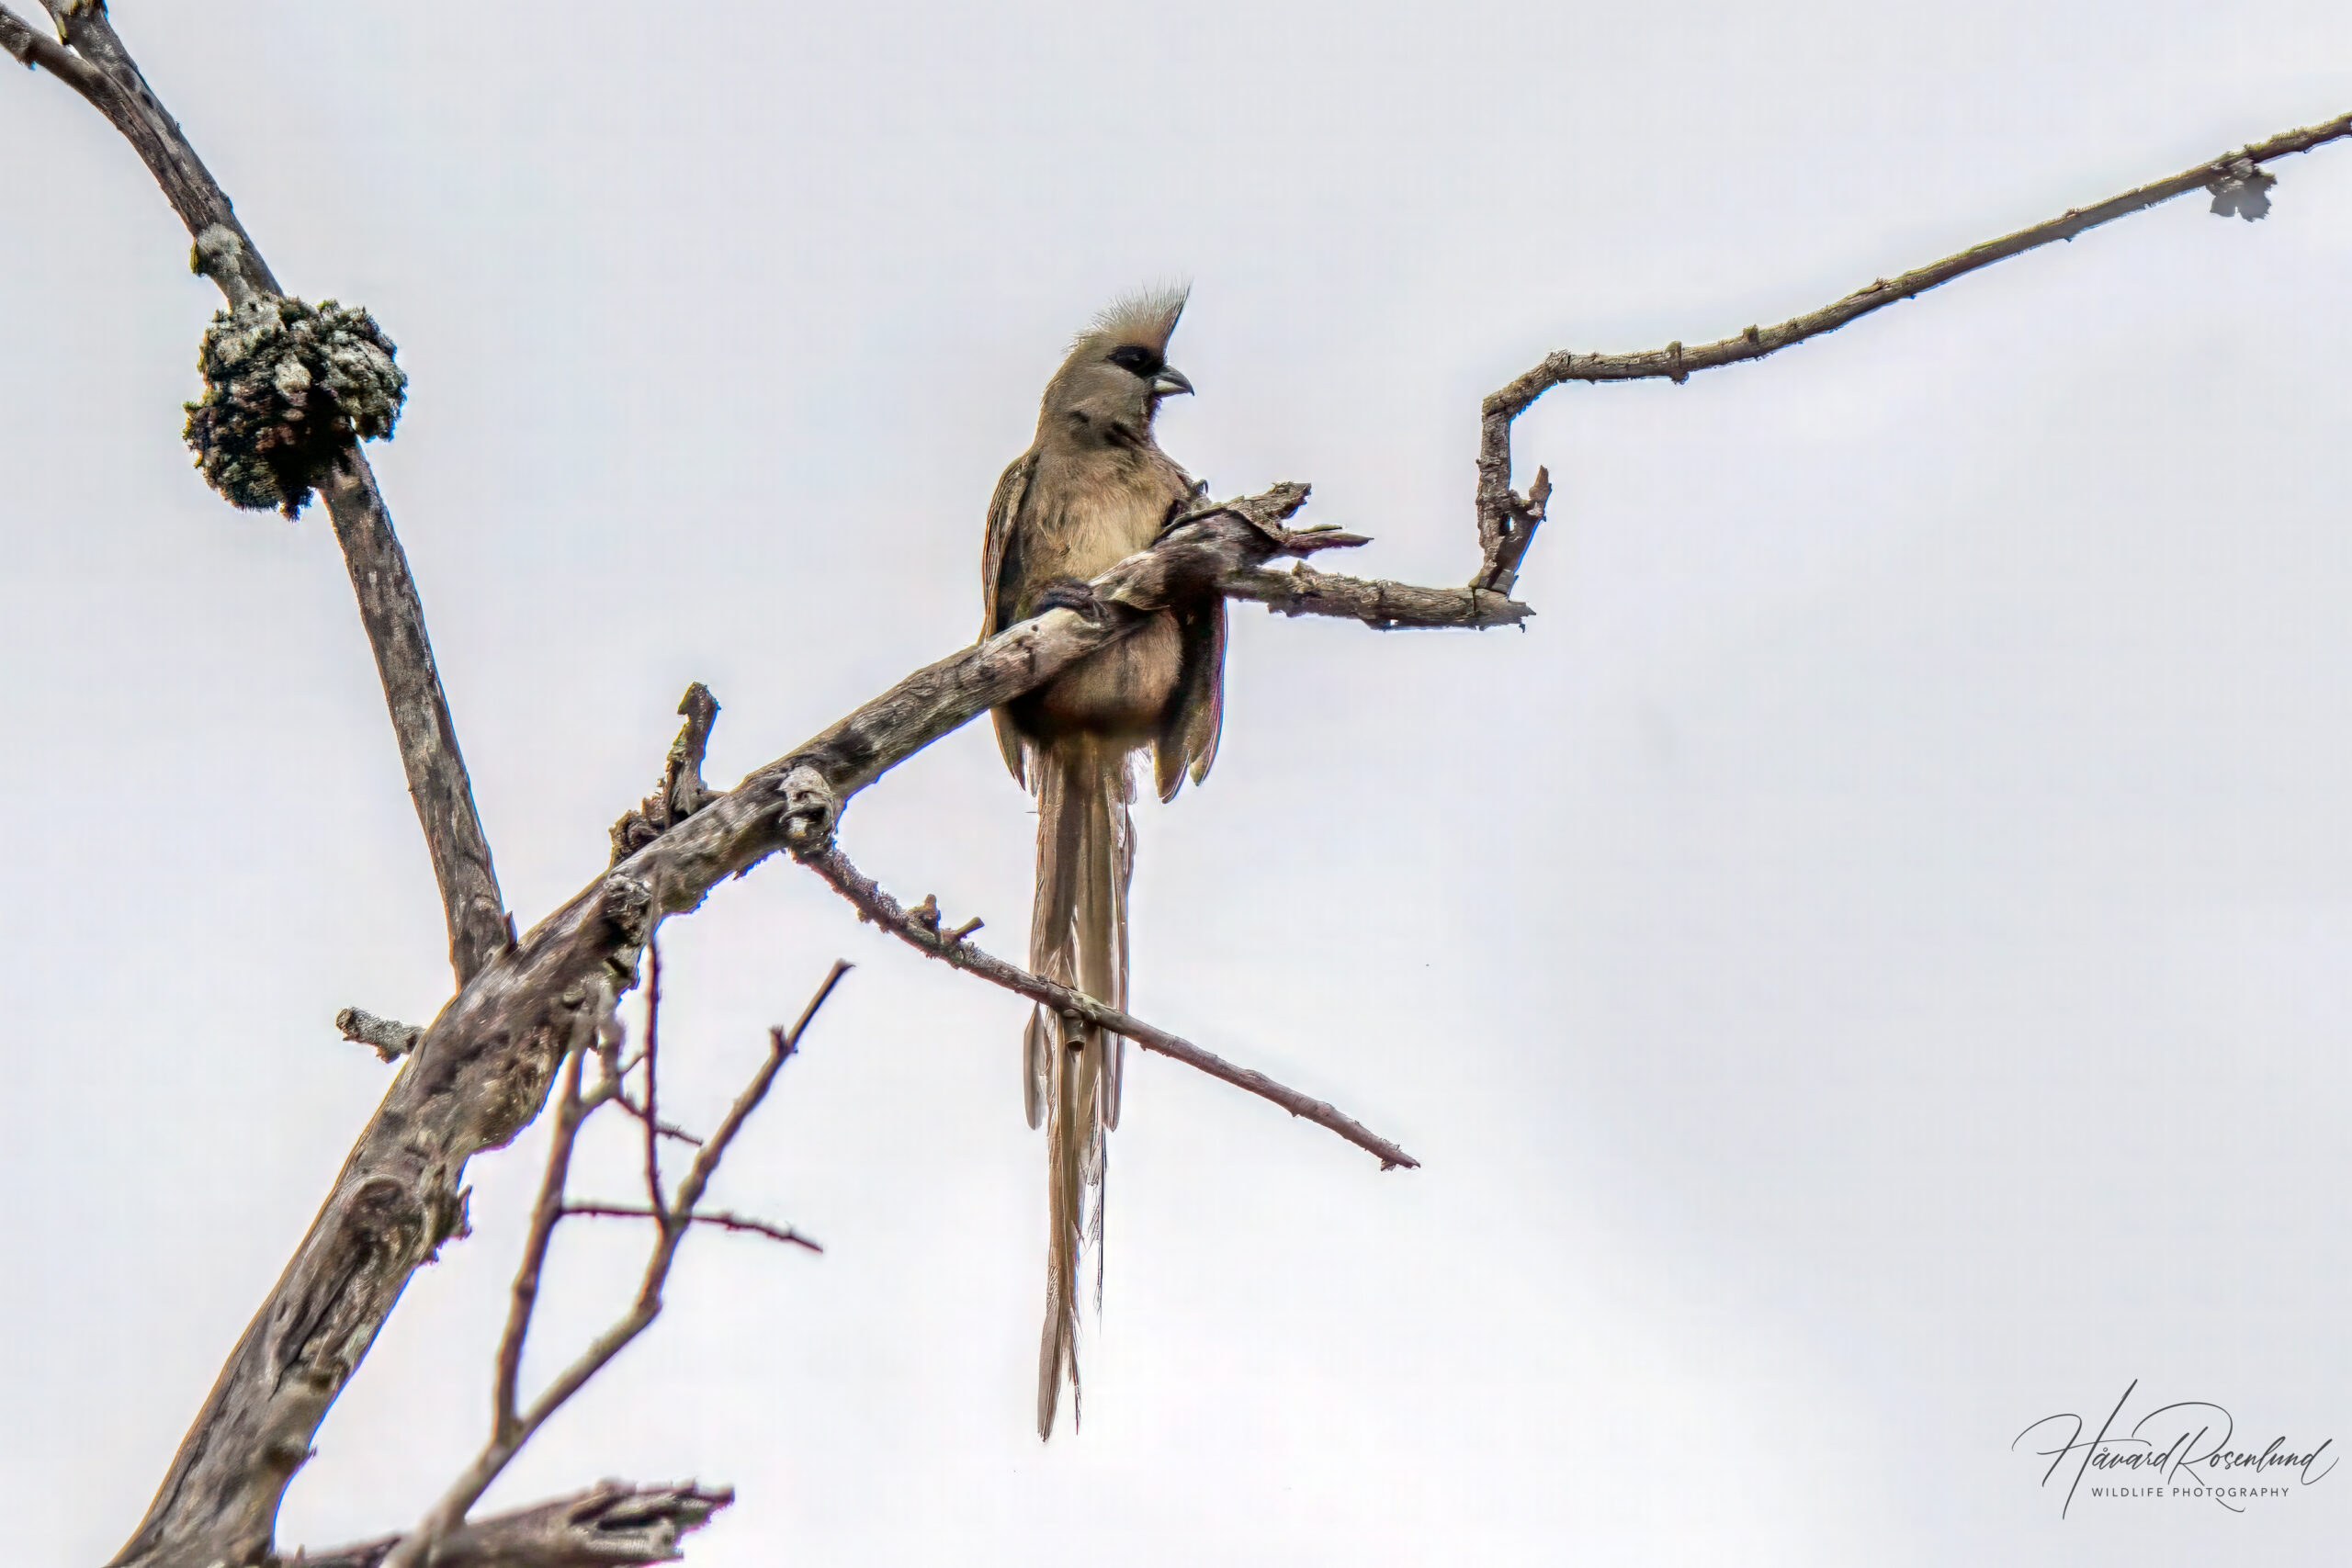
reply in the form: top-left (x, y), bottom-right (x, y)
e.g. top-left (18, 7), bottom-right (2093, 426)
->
top-left (1151, 366), bottom-right (1194, 399)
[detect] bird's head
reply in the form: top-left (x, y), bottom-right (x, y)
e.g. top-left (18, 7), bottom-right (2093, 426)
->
top-left (1039, 286), bottom-right (1193, 449)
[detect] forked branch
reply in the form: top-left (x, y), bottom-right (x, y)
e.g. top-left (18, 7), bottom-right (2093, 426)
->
top-left (795, 830), bottom-right (1419, 1170)
top-left (378, 964), bottom-right (842, 1568)
top-left (1468, 109), bottom-right (2352, 595)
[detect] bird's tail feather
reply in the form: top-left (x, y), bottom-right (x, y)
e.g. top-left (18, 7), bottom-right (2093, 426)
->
top-left (1026, 736), bottom-right (1132, 1439)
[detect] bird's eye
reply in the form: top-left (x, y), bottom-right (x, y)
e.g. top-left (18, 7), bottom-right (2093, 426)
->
top-left (1106, 345), bottom-right (1161, 377)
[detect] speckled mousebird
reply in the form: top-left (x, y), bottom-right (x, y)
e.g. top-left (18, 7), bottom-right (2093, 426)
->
top-left (979, 288), bottom-right (1222, 1438)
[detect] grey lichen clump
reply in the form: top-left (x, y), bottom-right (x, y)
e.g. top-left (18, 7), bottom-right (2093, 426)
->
top-left (183, 297), bottom-right (407, 517)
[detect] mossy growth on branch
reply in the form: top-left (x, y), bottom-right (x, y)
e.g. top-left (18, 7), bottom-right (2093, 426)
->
top-left (182, 297), bottom-right (406, 517)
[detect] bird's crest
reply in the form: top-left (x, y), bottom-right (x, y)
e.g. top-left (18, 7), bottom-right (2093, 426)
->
top-left (1075, 285), bottom-right (1188, 357)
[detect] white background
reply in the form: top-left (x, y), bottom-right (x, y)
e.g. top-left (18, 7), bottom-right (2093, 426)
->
top-left (6, 4), bottom-right (2351, 1563)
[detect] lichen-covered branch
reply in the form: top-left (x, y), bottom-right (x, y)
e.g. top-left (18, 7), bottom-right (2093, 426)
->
top-left (796, 835), bottom-right (1419, 1170)
top-left (293, 1482), bottom-right (734, 1568)
top-left (8, 2), bottom-right (510, 986)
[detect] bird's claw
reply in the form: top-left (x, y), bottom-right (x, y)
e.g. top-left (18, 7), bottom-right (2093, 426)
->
top-left (1034, 579), bottom-right (1107, 622)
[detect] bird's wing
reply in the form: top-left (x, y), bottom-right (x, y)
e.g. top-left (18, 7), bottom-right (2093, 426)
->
top-left (1152, 456), bottom-right (1225, 801)
top-left (982, 449), bottom-right (1038, 787)
top-left (1154, 597), bottom-right (1226, 802)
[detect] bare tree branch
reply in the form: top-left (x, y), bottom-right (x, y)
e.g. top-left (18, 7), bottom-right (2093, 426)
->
top-left (93, 482), bottom-right (1534, 1565)
top-left (21, 2), bottom-right (277, 299)
top-left (1227, 561), bottom-right (1533, 630)
top-left (492, 1049), bottom-right (593, 1448)
top-left (9, 3), bottom-right (510, 986)
top-left (295, 1482), bottom-right (734, 1568)
top-left (319, 450), bottom-right (513, 981)
top-left (640, 941), bottom-right (666, 1214)
top-left (380, 966), bottom-right (841, 1568)
top-left (1502, 111), bottom-right (2352, 402)
top-left (797, 835), bottom-right (1419, 1170)
top-left (1469, 109), bottom-right (2352, 596)
top-left (673, 964), bottom-right (851, 1217)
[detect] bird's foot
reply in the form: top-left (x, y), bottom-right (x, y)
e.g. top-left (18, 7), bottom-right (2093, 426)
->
top-left (1034, 578), bottom-right (1108, 623)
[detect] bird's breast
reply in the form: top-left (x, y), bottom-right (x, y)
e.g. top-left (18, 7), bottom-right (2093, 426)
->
top-left (1023, 459), bottom-right (1175, 582)
top-left (1008, 454), bottom-right (1190, 743)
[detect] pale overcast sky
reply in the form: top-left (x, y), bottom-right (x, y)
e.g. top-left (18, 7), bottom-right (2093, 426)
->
top-left (6, 4), bottom-right (2352, 1564)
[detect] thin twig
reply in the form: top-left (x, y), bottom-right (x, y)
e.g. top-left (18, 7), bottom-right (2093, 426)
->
top-left (563, 1203), bottom-right (822, 1254)
top-left (492, 1044), bottom-right (590, 1441)
top-left (642, 938), bottom-right (665, 1213)
top-left (673, 963), bottom-right (853, 1216)
top-left (614, 1090), bottom-right (705, 1147)
top-left (797, 840), bottom-right (1419, 1171)
top-left (1494, 111), bottom-right (2352, 406)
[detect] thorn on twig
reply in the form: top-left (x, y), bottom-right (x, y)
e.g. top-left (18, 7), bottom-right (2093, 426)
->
top-left (947, 916), bottom-right (985, 942)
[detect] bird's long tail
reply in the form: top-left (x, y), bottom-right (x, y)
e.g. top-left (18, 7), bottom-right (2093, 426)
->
top-left (1023, 734), bottom-right (1133, 1439)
